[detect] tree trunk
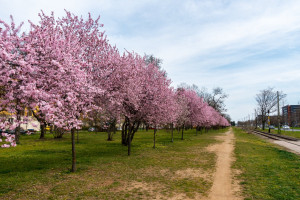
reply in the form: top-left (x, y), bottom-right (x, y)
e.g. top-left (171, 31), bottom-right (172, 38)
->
top-left (107, 119), bottom-right (116, 141)
top-left (107, 130), bottom-right (113, 141)
top-left (122, 118), bottom-right (140, 146)
top-left (128, 127), bottom-right (131, 156)
top-left (71, 128), bottom-right (76, 172)
top-left (171, 123), bottom-right (174, 143)
top-left (262, 112), bottom-right (265, 130)
top-left (121, 117), bottom-right (140, 155)
top-left (15, 109), bottom-right (21, 144)
top-left (131, 122), bottom-right (140, 142)
top-left (181, 125), bottom-right (184, 140)
top-left (77, 129), bottom-right (79, 143)
top-left (40, 122), bottom-right (46, 139)
top-left (196, 126), bottom-right (198, 136)
top-left (153, 128), bottom-right (157, 149)
top-left (121, 119), bottom-right (127, 145)
top-left (15, 125), bottom-right (21, 144)
top-left (31, 110), bottom-right (46, 138)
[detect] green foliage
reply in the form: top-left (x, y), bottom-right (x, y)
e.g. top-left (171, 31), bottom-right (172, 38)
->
top-left (0, 128), bottom-right (228, 199)
top-left (233, 127), bottom-right (300, 200)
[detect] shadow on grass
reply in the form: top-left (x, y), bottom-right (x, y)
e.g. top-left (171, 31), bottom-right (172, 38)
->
top-left (0, 128), bottom-right (228, 197)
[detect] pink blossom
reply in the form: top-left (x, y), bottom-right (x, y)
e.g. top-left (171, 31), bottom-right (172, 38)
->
top-left (1, 144), bottom-right (10, 148)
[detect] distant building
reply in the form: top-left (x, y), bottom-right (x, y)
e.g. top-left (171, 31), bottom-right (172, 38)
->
top-left (282, 105), bottom-right (300, 127)
top-left (0, 109), bottom-right (40, 131)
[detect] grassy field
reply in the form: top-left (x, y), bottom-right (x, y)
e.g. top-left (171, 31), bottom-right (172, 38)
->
top-left (260, 128), bottom-right (300, 139)
top-left (233, 127), bottom-right (300, 200)
top-left (276, 129), bottom-right (300, 139)
top-left (0, 128), bottom-right (227, 199)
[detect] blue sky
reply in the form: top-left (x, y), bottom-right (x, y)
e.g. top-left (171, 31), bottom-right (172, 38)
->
top-left (1, 0), bottom-right (300, 122)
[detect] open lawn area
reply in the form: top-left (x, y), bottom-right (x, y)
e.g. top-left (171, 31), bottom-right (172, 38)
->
top-left (2, 127), bottom-right (300, 199)
top-left (275, 129), bottom-right (300, 139)
top-left (233, 128), bottom-right (300, 200)
top-left (260, 129), bottom-right (300, 139)
top-left (0, 128), bottom-right (227, 199)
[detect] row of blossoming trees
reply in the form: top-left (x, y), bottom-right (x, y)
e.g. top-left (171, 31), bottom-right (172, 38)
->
top-left (0, 11), bottom-right (229, 171)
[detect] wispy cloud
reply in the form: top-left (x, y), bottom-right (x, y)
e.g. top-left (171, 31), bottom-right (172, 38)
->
top-left (1, 0), bottom-right (299, 121)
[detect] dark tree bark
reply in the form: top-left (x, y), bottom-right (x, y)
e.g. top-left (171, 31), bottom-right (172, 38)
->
top-left (121, 119), bottom-right (127, 145)
top-left (128, 131), bottom-right (131, 156)
top-left (107, 130), bottom-right (113, 141)
top-left (76, 129), bottom-right (79, 143)
top-left (153, 127), bottom-right (157, 149)
top-left (39, 122), bottom-right (46, 139)
top-left (31, 110), bottom-right (47, 139)
top-left (40, 124), bottom-right (45, 139)
top-left (171, 123), bottom-right (174, 143)
top-left (71, 128), bottom-right (76, 172)
top-left (121, 117), bottom-right (140, 155)
top-left (181, 125), bottom-right (184, 140)
top-left (107, 119), bottom-right (116, 141)
top-left (121, 117), bottom-right (140, 146)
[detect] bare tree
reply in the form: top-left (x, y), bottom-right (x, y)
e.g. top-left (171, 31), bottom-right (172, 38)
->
top-left (255, 87), bottom-right (286, 130)
top-left (209, 87), bottom-right (228, 113)
top-left (144, 54), bottom-right (167, 77)
top-left (144, 54), bottom-right (163, 68)
top-left (177, 84), bottom-right (230, 120)
top-left (222, 113), bottom-right (231, 123)
top-left (197, 87), bottom-right (211, 103)
top-left (196, 86), bottom-right (228, 114)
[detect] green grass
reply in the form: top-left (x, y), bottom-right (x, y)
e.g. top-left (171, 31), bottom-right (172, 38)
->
top-left (277, 129), bottom-right (300, 139)
top-left (260, 128), bottom-right (300, 139)
top-left (0, 128), bottom-right (228, 199)
top-left (233, 127), bottom-right (300, 200)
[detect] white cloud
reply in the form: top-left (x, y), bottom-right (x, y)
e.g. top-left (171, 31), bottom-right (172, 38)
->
top-left (1, 0), bottom-right (300, 121)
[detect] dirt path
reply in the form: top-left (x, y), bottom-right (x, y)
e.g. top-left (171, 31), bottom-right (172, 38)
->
top-left (206, 128), bottom-right (242, 200)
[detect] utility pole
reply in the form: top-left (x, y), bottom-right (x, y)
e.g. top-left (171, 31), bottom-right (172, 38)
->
top-left (268, 110), bottom-right (270, 133)
top-left (277, 91), bottom-right (281, 134)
